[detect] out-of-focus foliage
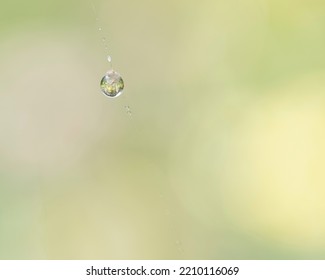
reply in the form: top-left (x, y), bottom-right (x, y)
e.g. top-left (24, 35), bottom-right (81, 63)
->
top-left (1, 0), bottom-right (325, 259)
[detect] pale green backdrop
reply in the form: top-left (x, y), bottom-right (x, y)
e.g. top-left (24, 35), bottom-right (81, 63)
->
top-left (1, 0), bottom-right (325, 259)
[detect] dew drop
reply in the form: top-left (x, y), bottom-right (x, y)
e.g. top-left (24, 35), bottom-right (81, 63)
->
top-left (175, 240), bottom-right (184, 254)
top-left (124, 105), bottom-right (132, 117)
top-left (100, 70), bottom-right (124, 98)
top-left (98, 27), bottom-right (102, 31)
top-left (107, 55), bottom-right (112, 63)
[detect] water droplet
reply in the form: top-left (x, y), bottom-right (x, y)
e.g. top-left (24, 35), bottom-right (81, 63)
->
top-left (100, 70), bottom-right (124, 98)
top-left (175, 240), bottom-right (184, 254)
top-left (98, 27), bottom-right (102, 31)
top-left (124, 105), bottom-right (132, 116)
top-left (107, 55), bottom-right (112, 63)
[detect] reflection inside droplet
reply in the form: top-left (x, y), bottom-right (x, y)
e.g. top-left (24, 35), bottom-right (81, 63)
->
top-left (100, 70), bottom-right (124, 98)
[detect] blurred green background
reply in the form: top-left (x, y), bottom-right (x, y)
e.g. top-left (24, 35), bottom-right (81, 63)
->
top-left (1, 0), bottom-right (325, 259)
